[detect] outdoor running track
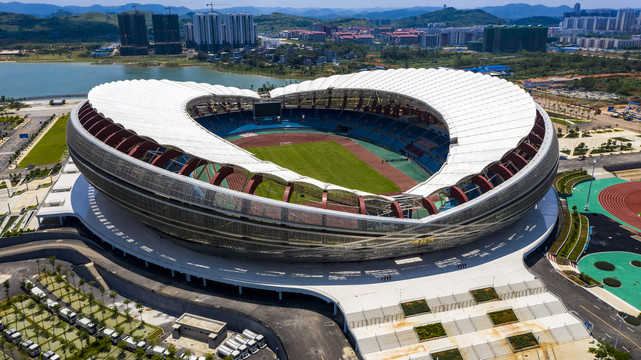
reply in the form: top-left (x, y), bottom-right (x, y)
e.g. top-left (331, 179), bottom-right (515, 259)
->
top-left (231, 132), bottom-right (419, 193)
top-left (598, 181), bottom-right (641, 231)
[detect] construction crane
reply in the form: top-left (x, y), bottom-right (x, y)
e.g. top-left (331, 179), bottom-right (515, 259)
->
top-left (165, 6), bottom-right (172, 14)
top-left (206, 2), bottom-right (231, 13)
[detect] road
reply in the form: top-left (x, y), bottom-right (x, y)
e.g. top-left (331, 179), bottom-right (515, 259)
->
top-left (0, 229), bottom-right (357, 360)
top-left (558, 152), bottom-right (641, 172)
top-left (526, 249), bottom-right (641, 359)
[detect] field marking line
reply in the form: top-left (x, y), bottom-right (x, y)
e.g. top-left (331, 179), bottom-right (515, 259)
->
top-left (580, 305), bottom-right (641, 349)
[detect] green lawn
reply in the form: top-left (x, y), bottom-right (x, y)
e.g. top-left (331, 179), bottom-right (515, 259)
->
top-left (18, 115), bottom-right (68, 168)
top-left (247, 141), bottom-right (400, 194)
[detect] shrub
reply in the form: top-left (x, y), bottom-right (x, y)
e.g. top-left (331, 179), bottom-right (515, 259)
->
top-left (430, 349), bottom-right (463, 360)
top-left (400, 299), bottom-right (430, 317)
top-left (594, 261), bottom-right (615, 271)
top-left (631, 260), bottom-right (641, 268)
top-left (414, 323), bottom-right (446, 341)
top-left (507, 332), bottom-right (539, 351)
top-left (618, 312), bottom-right (641, 326)
top-left (488, 309), bottom-right (518, 326)
top-left (470, 287), bottom-right (500, 303)
top-left (603, 277), bottom-right (621, 288)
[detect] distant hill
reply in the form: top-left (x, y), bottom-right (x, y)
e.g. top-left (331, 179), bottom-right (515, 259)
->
top-left (0, 2), bottom-right (192, 17)
top-left (480, 3), bottom-right (572, 19)
top-left (395, 7), bottom-right (500, 28)
top-left (509, 16), bottom-right (561, 26)
top-left (0, 2), bottom-right (600, 20)
top-left (254, 13), bottom-right (373, 33)
top-left (354, 7), bottom-right (442, 20)
top-left (0, 11), bottom-right (119, 43)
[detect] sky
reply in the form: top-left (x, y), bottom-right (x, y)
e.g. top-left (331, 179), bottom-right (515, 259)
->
top-left (13, 0), bottom-right (641, 9)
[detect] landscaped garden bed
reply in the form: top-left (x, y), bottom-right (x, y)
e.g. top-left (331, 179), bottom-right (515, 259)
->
top-left (618, 312), bottom-right (641, 326)
top-left (602, 277), bottom-right (621, 288)
top-left (400, 299), bottom-right (430, 317)
top-left (430, 348), bottom-right (463, 360)
top-left (554, 170), bottom-right (591, 196)
top-left (507, 332), bottom-right (539, 352)
top-left (488, 309), bottom-right (518, 326)
top-left (470, 287), bottom-right (500, 303)
top-left (594, 261), bottom-right (615, 271)
top-left (557, 211), bottom-right (587, 259)
top-left (414, 323), bottom-right (446, 341)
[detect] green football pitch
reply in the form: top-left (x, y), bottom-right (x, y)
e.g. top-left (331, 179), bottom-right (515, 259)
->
top-left (248, 141), bottom-right (400, 194)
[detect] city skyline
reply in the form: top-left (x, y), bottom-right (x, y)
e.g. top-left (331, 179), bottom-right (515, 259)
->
top-left (10, 0), bottom-right (641, 10)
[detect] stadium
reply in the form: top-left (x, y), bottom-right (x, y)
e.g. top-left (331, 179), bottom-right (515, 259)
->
top-left (66, 68), bottom-right (559, 262)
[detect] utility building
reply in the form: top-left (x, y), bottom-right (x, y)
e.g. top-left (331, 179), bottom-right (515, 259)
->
top-left (171, 313), bottom-right (227, 349)
top-left (152, 14), bottom-right (182, 55)
top-left (118, 12), bottom-right (149, 56)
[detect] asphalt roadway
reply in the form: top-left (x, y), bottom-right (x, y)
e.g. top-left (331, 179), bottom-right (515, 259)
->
top-left (558, 152), bottom-right (641, 173)
top-left (0, 225), bottom-right (357, 360)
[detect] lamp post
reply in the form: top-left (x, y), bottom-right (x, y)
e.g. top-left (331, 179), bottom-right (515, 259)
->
top-left (615, 315), bottom-right (628, 348)
top-left (584, 157), bottom-right (599, 211)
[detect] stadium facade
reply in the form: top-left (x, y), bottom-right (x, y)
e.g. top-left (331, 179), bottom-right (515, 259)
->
top-left (67, 68), bottom-right (558, 262)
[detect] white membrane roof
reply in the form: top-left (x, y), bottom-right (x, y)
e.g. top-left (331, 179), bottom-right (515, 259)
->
top-left (89, 68), bottom-right (535, 202)
top-left (88, 79), bottom-right (390, 200)
top-left (270, 68), bottom-right (536, 197)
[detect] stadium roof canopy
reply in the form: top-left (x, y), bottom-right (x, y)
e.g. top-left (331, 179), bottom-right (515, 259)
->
top-left (88, 79), bottom-right (390, 200)
top-left (271, 68), bottom-right (536, 197)
top-left (89, 68), bottom-right (535, 202)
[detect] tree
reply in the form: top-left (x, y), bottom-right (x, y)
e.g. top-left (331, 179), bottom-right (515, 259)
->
top-left (135, 302), bottom-right (144, 323)
top-left (47, 256), bottom-right (56, 274)
top-left (3, 280), bottom-right (10, 304)
top-left (109, 290), bottom-right (117, 305)
top-left (588, 340), bottom-right (632, 360)
top-left (572, 205), bottom-right (577, 213)
top-left (134, 347), bottom-right (146, 359)
top-left (99, 286), bottom-right (106, 320)
top-left (167, 344), bottom-right (177, 357)
top-left (78, 278), bottom-right (85, 297)
top-left (69, 272), bottom-right (76, 288)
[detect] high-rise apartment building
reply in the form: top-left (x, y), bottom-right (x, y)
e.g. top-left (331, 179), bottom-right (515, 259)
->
top-left (118, 12), bottom-right (149, 56)
top-left (192, 12), bottom-right (257, 52)
top-left (184, 23), bottom-right (196, 49)
top-left (482, 26), bottom-right (547, 53)
top-left (615, 9), bottom-right (640, 32)
top-left (193, 13), bottom-right (225, 52)
top-left (152, 14), bottom-right (181, 55)
top-left (224, 13), bottom-right (258, 47)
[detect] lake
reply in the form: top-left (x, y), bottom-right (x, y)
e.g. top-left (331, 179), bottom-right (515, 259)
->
top-left (0, 62), bottom-right (297, 98)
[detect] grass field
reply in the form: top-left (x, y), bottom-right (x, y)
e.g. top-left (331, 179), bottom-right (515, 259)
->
top-left (18, 115), bottom-right (68, 168)
top-left (248, 141), bottom-right (400, 194)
